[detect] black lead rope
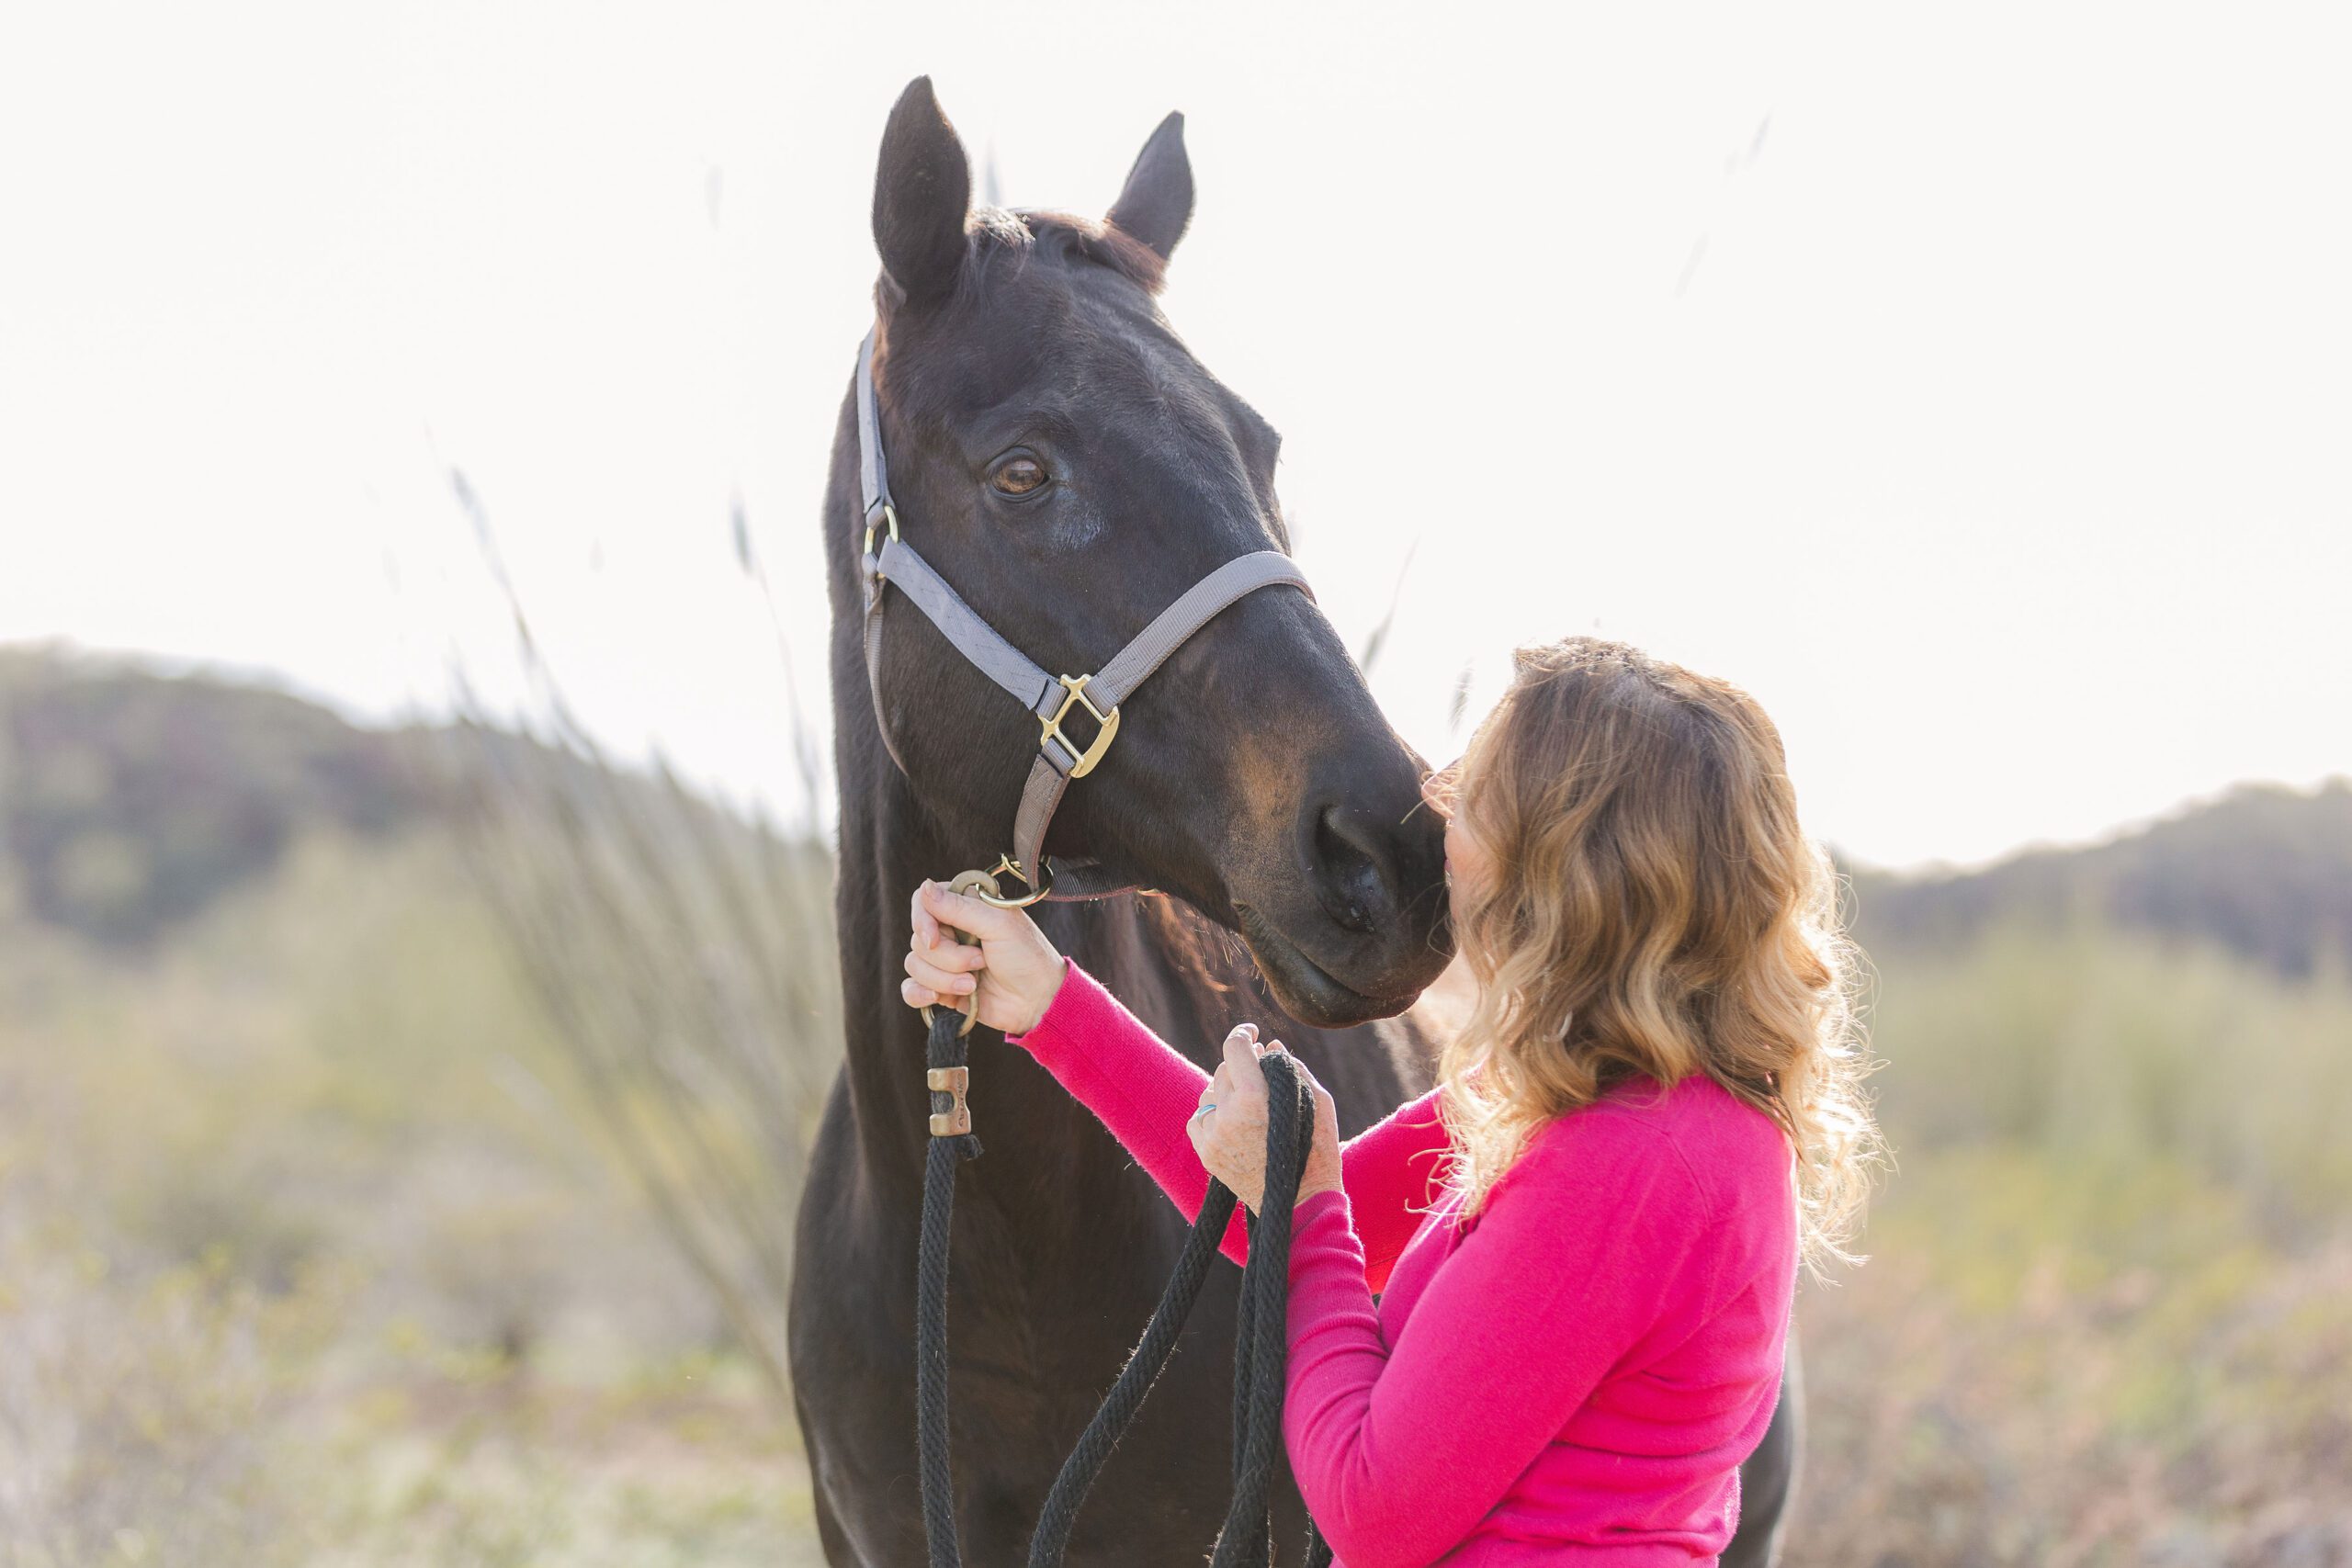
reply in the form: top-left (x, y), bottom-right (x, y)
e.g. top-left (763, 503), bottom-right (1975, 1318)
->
top-left (914, 1007), bottom-right (1331, 1568)
top-left (915, 1006), bottom-right (986, 1565)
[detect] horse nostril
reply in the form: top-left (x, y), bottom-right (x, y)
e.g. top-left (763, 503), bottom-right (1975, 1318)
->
top-left (1312, 803), bottom-right (1391, 935)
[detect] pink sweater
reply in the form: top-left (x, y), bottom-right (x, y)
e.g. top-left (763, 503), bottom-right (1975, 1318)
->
top-left (1009, 962), bottom-right (1798, 1567)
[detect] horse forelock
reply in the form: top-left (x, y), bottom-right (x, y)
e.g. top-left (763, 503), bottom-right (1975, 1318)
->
top-left (962, 206), bottom-right (1169, 296)
top-left (876, 209), bottom-right (1244, 480)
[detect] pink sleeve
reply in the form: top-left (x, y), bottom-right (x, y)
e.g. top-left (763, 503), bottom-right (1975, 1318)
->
top-left (1280, 1114), bottom-right (1713, 1568)
top-left (1009, 961), bottom-right (1452, 1276)
top-left (1334, 1089), bottom-right (1451, 1295)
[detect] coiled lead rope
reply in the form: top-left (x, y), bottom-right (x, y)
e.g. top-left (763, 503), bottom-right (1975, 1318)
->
top-left (913, 1003), bottom-right (1329, 1567)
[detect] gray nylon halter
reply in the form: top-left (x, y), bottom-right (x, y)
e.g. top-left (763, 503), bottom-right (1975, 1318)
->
top-left (854, 328), bottom-right (1313, 902)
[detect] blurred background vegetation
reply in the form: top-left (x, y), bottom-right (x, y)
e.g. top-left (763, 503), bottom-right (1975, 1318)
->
top-left (2, 643), bottom-right (2346, 1566)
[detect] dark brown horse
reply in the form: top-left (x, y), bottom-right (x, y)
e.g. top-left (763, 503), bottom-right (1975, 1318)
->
top-left (790, 77), bottom-right (1798, 1567)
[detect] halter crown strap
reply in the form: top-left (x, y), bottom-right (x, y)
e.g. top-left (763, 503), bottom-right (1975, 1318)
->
top-left (854, 326), bottom-right (1314, 898)
top-left (855, 331), bottom-right (893, 531)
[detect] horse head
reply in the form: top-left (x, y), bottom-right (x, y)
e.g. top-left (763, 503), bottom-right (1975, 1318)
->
top-left (851, 77), bottom-right (1449, 1026)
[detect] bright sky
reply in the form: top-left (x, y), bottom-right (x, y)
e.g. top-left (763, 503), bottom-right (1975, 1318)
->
top-left (3, 3), bottom-right (2346, 871)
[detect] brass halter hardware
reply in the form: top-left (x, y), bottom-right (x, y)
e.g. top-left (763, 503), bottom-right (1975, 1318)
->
top-left (1040, 674), bottom-right (1121, 780)
top-left (926, 1066), bottom-right (971, 1137)
top-left (972, 854), bottom-right (1051, 908)
top-left (862, 502), bottom-right (899, 561)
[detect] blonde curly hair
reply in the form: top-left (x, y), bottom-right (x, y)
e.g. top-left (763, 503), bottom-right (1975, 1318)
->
top-left (1428, 637), bottom-right (1882, 1269)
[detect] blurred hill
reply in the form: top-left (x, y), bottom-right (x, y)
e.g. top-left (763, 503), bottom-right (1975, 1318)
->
top-left (8, 642), bottom-right (2346, 973)
top-left (0, 647), bottom-right (658, 949)
top-left (0, 647), bottom-right (444, 944)
top-left (1847, 778), bottom-right (2352, 978)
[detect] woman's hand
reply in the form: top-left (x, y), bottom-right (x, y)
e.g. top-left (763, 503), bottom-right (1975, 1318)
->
top-left (1187, 1024), bottom-right (1343, 1213)
top-left (901, 880), bottom-right (1068, 1036)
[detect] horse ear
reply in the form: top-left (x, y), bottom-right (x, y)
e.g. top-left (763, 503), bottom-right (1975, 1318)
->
top-left (1107, 111), bottom-right (1193, 262)
top-left (873, 76), bottom-right (972, 307)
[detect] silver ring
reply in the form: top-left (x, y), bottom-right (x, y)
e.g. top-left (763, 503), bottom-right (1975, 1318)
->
top-left (1192, 1101), bottom-right (1216, 1118)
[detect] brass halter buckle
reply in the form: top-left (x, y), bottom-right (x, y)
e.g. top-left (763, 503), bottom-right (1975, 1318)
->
top-left (1041, 673), bottom-right (1121, 778)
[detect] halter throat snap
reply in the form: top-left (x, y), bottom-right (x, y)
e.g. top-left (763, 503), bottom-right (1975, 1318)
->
top-left (854, 327), bottom-right (1313, 900)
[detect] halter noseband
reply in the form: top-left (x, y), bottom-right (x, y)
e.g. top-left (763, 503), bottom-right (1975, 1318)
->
top-left (854, 328), bottom-right (1313, 904)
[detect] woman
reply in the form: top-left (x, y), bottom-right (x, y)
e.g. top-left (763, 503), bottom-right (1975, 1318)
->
top-left (901, 637), bottom-right (1880, 1566)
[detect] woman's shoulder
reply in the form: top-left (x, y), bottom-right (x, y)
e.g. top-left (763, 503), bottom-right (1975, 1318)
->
top-left (1523, 1072), bottom-right (1792, 1222)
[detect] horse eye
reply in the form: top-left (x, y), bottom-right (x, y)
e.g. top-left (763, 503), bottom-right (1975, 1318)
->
top-left (989, 455), bottom-right (1049, 498)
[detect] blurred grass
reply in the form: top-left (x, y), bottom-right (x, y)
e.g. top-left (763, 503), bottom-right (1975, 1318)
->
top-left (0, 826), bottom-right (821, 1566)
top-left (1791, 920), bottom-right (2352, 1565)
top-left (1862, 921), bottom-right (2352, 1236)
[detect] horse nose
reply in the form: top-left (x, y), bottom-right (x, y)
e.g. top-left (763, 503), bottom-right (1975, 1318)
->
top-left (1310, 798), bottom-right (1408, 936)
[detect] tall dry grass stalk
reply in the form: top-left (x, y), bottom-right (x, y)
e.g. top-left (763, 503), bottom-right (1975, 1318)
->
top-left (429, 474), bottom-right (841, 1405)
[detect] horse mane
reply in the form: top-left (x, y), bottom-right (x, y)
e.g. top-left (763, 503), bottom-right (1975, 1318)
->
top-left (965, 207), bottom-right (1169, 296)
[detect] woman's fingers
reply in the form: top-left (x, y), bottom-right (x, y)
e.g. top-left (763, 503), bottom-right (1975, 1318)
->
top-left (904, 948), bottom-right (977, 996)
top-left (910, 934), bottom-right (985, 973)
top-left (918, 879), bottom-right (1023, 943)
top-left (1296, 1074), bottom-right (1344, 1205)
top-left (909, 880), bottom-right (942, 951)
top-left (1191, 1026), bottom-right (1321, 1214)
top-left (904, 881), bottom-right (989, 1010)
top-left (900, 876), bottom-right (1070, 1035)
top-left (909, 885), bottom-right (992, 965)
top-left (1220, 1026), bottom-right (1269, 1093)
top-left (1186, 1105), bottom-right (1214, 1156)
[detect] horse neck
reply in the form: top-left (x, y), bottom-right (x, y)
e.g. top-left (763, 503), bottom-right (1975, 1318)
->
top-left (828, 743), bottom-right (1228, 1211)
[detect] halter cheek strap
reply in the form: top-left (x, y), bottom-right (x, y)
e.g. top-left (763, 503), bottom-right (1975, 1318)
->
top-left (854, 329), bottom-right (1313, 901)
